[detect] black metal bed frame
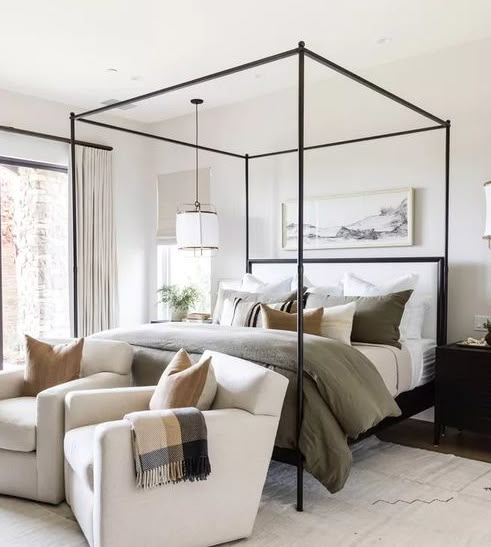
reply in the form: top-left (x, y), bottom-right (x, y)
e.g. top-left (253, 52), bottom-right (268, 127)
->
top-left (70, 41), bottom-right (450, 511)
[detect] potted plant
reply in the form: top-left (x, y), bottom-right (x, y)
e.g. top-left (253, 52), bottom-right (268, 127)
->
top-left (483, 319), bottom-right (491, 345)
top-left (157, 284), bottom-right (200, 321)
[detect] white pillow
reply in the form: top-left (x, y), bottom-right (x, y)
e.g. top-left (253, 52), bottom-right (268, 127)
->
top-left (320, 302), bottom-right (356, 345)
top-left (343, 272), bottom-right (418, 296)
top-left (240, 273), bottom-right (292, 295)
top-left (290, 273), bottom-right (312, 291)
top-left (399, 295), bottom-right (431, 339)
top-left (306, 283), bottom-right (344, 297)
top-left (342, 272), bottom-right (423, 339)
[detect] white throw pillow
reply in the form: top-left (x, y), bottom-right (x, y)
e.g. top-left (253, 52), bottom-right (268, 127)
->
top-left (399, 295), bottom-right (431, 339)
top-left (320, 302), bottom-right (356, 345)
top-left (306, 283), bottom-right (344, 297)
top-left (290, 273), bottom-right (312, 291)
top-left (343, 272), bottom-right (418, 296)
top-left (342, 272), bottom-right (423, 339)
top-left (240, 273), bottom-right (293, 295)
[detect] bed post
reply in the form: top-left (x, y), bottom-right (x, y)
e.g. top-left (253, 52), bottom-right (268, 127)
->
top-left (296, 41), bottom-right (305, 512)
top-left (70, 113), bottom-right (78, 338)
top-left (245, 153), bottom-right (251, 274)
top-left (443, 121), bottom-right (451, 345)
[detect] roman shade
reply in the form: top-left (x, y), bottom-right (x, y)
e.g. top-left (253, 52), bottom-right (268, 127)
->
top-left (157, 168), bottom-right (211, 242)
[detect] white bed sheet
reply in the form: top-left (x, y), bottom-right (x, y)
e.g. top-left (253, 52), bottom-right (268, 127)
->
top-left (404, 338), bottom-right (436, 389)
top-left (353, 338), bottom-right (436, 397)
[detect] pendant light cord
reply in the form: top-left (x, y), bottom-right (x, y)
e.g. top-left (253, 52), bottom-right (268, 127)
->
top-left (195, 101), bottom-right (199, 209)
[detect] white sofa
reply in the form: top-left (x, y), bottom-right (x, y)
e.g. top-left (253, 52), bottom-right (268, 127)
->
top-left (64, 350), bottom-right (288, 547)
top-left (0, 338), bottom-right (132, 504)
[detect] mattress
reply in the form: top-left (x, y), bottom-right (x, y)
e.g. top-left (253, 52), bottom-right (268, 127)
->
top-left (353, 338), bottom-right (436, 397)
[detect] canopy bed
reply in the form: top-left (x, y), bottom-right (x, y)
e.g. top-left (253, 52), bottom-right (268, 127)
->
top-left (70, 41), bottom-right (450, 511)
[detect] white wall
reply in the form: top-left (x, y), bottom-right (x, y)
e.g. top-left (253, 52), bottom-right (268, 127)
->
top-left (0, 89), bottom-right (154, 327)
top-left (151, 38), bottom-right (491, 342)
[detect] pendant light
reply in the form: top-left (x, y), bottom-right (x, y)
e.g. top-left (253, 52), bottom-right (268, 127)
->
top-left (176, 98), bottom-right (219, 257)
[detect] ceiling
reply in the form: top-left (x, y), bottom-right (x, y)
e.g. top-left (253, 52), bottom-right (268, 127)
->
top-left (1, 0), bottom-right (491, 123)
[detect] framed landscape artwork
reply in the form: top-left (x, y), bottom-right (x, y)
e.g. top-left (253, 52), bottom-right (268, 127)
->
top-left (281, 187), bottom-right (414, 250)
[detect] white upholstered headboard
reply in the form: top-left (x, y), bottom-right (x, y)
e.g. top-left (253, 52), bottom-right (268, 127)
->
top-left (248, 258), bottom-right (444, 342)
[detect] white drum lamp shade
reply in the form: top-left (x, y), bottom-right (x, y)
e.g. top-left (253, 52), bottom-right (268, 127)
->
top-left (176, 98), bottom-right (219, 256)
top-left (484, 182), bottom-right (491, 240)
top-left (176, 204), bottom-right (219, 256)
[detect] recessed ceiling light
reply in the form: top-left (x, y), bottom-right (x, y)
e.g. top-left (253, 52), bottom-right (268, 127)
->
top-left (377, 37), bottom-right (392, 45)
top-left (106, 68), bottom-right (118, 73)
top-left (130, 75), bottom-right (143, 82)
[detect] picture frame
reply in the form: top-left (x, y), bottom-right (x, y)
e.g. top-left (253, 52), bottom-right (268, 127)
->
top-left (281, 187), bottom-right (414, 250)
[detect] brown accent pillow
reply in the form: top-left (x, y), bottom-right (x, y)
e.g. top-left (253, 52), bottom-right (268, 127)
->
top-left (306, 290), bottom-right (413, 348)
top-left (260, 304), bottom-right (323, 336)
top-left (23, 336), bottom-right (84, 396)
top-left (149, 349), bottom-right (217, 411)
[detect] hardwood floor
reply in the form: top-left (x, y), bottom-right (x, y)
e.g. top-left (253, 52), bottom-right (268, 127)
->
top-left (378, 418), bottom-right (491, 464)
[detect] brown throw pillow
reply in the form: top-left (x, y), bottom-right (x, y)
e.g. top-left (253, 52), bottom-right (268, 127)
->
top-left (260, 304), bottom-right (323, 336)
top-left (149, 349), bottom-right (217, 411)
top-left (23, 336), bottom-right (84, 396)
top-left (306, 290), bottom-right (413, 348)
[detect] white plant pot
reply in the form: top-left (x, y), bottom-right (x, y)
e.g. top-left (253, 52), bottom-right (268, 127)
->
top-left (171, 308), bottom-right (188, 322)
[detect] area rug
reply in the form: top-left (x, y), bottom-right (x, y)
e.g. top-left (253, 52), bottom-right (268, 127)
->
top-left (1, 438), bottom-right (490, 546)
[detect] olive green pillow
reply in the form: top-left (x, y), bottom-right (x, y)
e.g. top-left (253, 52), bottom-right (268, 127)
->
top-left (306, 290), bottom-right (413, 348)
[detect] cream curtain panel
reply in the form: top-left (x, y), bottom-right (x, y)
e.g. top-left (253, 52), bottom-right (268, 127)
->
top-left (74, 146), bottom-right (118, 336)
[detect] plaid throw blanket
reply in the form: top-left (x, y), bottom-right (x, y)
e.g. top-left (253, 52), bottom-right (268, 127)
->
top-left (124, 407), bottom-right (211, 488)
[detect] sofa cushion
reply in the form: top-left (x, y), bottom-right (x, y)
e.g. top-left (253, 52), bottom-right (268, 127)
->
top-left (64, 425), bottom-right (96, 490)
top-left (23, 336), bottom-right (83, 396)
top-left (0, 397), bottom-right (37, 452)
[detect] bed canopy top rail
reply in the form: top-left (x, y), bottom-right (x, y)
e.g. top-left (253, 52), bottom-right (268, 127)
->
top-left (303, 48), bottom-right (448, 127)
top-left (248, 124), bottom-right (445, 159)
top-left (70, 40), bottom-right (450, 513)
top-left (73, 47), bottom-right (301, 120)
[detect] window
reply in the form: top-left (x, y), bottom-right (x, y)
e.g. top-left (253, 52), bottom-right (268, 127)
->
top-left (0, 159), bottom-right (70, 366)
top-left (157, 244), bottom-right (211, 319)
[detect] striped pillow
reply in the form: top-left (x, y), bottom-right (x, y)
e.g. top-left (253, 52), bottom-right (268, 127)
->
top-left (220, 297), bottom-right (297, 328)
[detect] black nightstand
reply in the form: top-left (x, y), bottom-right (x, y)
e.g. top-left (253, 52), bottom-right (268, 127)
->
top-left (434, 343), bottom-right (491, 445)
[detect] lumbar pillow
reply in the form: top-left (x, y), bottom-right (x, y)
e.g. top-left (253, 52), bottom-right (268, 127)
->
top-left (260, 304), bottom-right (323, 336)
top-left (23, 335), bottom-right (84, 396)
top-left (319, 302), bottom-right (356, 345)
top-left (221, 297), bottom-right (297, 328)
top-left (149, 349), bottom-right (217, 411)
top-left (306, 290), bottom-right (412, 348)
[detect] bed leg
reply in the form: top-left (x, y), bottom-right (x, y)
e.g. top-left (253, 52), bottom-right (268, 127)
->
top-left (296, 457), bottom-right (303, 512)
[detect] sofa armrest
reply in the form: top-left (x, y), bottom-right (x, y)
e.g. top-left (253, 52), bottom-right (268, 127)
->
top-left (36, 372), bottom-right (129, 504)
top-left (0, 368), bottom-right (25, 400)
top-left (65, 386), bottom-right (155, 432)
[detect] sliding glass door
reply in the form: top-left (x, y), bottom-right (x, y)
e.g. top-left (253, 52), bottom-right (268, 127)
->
top-left (0, 158), bottom-right (70, 366)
